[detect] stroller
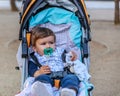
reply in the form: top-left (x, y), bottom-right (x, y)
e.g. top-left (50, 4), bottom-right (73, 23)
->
top-left (16, 0), bottom-right (93, 96)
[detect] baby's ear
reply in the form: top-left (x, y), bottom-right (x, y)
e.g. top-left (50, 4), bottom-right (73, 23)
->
top-left (32, 46), bottom-right (36, 52)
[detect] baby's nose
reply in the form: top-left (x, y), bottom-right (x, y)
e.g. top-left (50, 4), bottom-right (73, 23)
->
top-left (46, 43), bottom-right (50, 48)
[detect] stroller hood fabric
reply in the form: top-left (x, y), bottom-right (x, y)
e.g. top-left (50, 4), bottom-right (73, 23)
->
top-left (29, 7), bottom-right (82, 48)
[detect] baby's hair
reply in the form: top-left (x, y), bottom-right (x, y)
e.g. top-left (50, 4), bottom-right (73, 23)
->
top-left (30, 26), bottom-right (56, 46)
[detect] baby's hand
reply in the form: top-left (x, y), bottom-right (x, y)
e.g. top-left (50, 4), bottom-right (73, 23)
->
top-left (39, 65), bottom-right (51, 74)
top-left (34, 65), bottom-right (51, 77)
top-left (70, 51), bottom-right (77, 61)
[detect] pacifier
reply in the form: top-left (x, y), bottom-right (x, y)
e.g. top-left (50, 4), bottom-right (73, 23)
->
top-left (44, 48), bottom-right (53, 56)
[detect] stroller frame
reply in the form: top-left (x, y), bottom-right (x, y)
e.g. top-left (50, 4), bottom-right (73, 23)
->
top-left (17, 0), bottom-right (93, 96)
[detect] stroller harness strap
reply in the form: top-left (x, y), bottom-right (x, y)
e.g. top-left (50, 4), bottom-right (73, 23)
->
top-left (30, 51), bottom-right (70, 76)
top-left (30, 52), bottom-right (42, 68)
top-left (30, 51), bottom-right (70, 88)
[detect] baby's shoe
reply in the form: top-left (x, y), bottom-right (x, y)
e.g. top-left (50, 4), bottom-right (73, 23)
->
top-left (31, 81), bottom-right (53, 96)
top-left (60, 88), bottom-right (76, 96)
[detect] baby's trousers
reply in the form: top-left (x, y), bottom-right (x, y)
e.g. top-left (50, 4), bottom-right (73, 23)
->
top-left (35, 74), bottom-right (80, 92)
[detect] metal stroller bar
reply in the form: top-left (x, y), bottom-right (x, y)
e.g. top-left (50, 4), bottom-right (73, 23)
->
top-left (19, 0), bottom-right (43, 40)
top-left (73, 0), bottom-right (91, 41)
top-left (21, 58), bottom-right (28, 90)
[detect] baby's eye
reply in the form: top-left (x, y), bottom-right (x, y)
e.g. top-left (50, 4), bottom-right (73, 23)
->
top-left (40, 43), bottom-right (46, 45)
top-left (49, 42), bottom-right (54, 44)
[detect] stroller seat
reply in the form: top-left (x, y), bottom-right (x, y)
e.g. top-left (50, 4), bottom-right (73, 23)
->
top-left (16, 0), bottom-right (94, 96)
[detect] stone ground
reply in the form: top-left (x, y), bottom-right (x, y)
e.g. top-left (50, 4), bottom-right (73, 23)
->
top-left (0, 9), bottom-right (120, 96)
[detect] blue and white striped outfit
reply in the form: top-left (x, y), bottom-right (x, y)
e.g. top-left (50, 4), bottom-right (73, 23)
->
top-left (34, 47), bottom-right (65, 72)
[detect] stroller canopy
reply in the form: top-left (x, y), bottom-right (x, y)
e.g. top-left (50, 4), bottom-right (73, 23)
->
top-left (29, 7), bottom-right (82, 47)
top-left (19, 0), bottom-right (91, 41)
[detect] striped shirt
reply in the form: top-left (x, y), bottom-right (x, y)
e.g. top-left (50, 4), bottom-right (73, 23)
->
top-left (34, 47), bottom-right (65, 72)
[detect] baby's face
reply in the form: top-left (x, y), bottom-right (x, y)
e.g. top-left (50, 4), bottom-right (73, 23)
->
top-left (33, 36), bottom-right (55, 56)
